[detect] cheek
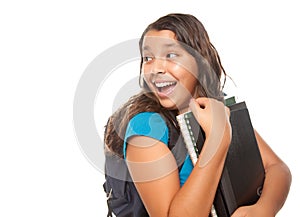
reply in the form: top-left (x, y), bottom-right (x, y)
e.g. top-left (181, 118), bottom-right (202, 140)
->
top-left (141, 63), bottom-right (149, 74)
top-left (169, 62), bottom-right (198, 85)
top-left (168, 63), bottom-right (181, 76)
top-left (184, 59), bottom-right (198, 80)
top-left (177, 69), bottom-right (198, 94)
top-left (141, 64), bottom-right (152, 82)
top-left (170, 57), bottom-right (198, 79)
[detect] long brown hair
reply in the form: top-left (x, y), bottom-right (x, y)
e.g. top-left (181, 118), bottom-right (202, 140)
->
top-left (105, 13), bottom-right (227, 157)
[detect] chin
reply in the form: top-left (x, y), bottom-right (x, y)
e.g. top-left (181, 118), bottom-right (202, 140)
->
top-left (158, 99), bottom-right (178, 110)
top-left (159, 99), bottom-right (189, 111)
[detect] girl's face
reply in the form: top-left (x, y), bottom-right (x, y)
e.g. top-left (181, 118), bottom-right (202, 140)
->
top-left (141, 30), bottom-right (199, 111)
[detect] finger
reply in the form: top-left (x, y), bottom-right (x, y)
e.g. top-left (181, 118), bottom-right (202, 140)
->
top-left (194, 97), bottom-right (209, 109)
top-left (189, 98), bottom-right (203, 123)
top-left (230, 207), bottom-right (245, 217)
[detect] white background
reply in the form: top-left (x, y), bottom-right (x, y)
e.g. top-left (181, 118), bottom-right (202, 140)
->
top-left (1, 0), bottom-right (299, 216)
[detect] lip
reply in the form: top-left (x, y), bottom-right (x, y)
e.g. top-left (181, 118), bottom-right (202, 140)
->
top-left (152, 80), bottom-right (177, 98)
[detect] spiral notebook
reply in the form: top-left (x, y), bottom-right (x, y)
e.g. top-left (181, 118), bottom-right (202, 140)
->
top-left (176, 100), bottom-right (265, 217)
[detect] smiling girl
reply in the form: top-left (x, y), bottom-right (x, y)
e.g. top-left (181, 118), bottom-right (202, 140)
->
top-left (104, 13), bottom-right (291, 217)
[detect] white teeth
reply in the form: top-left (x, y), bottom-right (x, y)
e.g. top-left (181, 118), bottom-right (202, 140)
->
top-left (155, 81), bottom-right (176, 88)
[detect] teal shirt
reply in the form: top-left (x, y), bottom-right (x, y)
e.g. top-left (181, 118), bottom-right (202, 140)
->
top-left (123, 112), bottom-right (193, 186)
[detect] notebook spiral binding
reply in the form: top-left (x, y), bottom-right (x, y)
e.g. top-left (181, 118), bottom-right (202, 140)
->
top-left (176, 111), bottom-right (199, 165)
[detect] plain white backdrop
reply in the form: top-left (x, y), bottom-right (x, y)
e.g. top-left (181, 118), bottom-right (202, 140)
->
top-left (0, 0), bottom-right (299, 216)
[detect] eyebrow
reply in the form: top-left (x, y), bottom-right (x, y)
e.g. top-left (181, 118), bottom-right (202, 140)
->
top-left (142, 42), bottom-right (180, 51)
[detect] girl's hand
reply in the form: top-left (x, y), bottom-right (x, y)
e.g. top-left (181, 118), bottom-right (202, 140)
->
top-left (189, 97), bottom-right (232, 167)
top-left (189, 97), bottom-right (231, 144)
top-left (231, 204), bottom-right (275, 217)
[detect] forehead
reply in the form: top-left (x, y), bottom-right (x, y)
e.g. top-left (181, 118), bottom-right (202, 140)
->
top-left (145, 29), bottom-right (176, 39)
top-left (142, 30), bottom-right (180, 51)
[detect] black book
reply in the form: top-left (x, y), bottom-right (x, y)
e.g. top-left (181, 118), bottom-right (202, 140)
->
top-left (176, 101), bottom-right (265, 217)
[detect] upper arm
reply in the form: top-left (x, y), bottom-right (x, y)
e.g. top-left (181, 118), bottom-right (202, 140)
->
top-left (126, 136), bottom-right (180, 217)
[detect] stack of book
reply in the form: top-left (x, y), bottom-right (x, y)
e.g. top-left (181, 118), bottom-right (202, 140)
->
top-left (176, 98), bottom-right (265, 217)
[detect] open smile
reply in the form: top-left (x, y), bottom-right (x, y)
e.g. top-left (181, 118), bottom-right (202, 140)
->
top-left (153, 80), bottom-right (177, 96)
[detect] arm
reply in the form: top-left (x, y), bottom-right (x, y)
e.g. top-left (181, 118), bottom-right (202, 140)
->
top-left (126, 98), bottom-right (231, 217)
top-left (231, 130), bottom-right (292, 217)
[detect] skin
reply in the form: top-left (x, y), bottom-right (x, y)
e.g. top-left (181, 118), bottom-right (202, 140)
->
top-left (141, 30), bottom-right (198, 112)
top-left (126, 30), bottom-right (292, 217)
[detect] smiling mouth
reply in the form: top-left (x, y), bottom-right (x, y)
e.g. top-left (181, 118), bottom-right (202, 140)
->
top-left (153, 81), bottom-right (177, 96)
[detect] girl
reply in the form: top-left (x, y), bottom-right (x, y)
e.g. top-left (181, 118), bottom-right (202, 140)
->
top-left (104, 13), bottom-right (291, 217)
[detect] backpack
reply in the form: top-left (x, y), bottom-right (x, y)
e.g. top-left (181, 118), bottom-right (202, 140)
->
top-left (102, 113), bottom-right (188, 217)
top-left (103, 152), bottom-right (149, 217)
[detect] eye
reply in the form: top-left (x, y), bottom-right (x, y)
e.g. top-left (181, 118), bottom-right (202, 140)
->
top-left (143, 56), bottom-right (154, 62)
top-left (166, 53), bottom-right (178, 59)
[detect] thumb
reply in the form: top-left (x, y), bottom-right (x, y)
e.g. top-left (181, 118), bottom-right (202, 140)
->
top-left (189, 98), bottom-right (203, 124)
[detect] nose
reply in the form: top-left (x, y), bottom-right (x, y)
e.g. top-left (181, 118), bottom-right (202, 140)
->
top-left (152, 57), bottom-right (166, 74)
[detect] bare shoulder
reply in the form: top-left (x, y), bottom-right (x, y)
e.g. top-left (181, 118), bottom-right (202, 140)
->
top-left (127, 136), bottom-right (171, 161)
top-left (126, 135), bottom-right (180, 216)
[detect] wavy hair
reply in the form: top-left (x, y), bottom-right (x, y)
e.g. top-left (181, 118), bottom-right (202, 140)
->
top-left (105, 13), bottom-right (227, 157)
